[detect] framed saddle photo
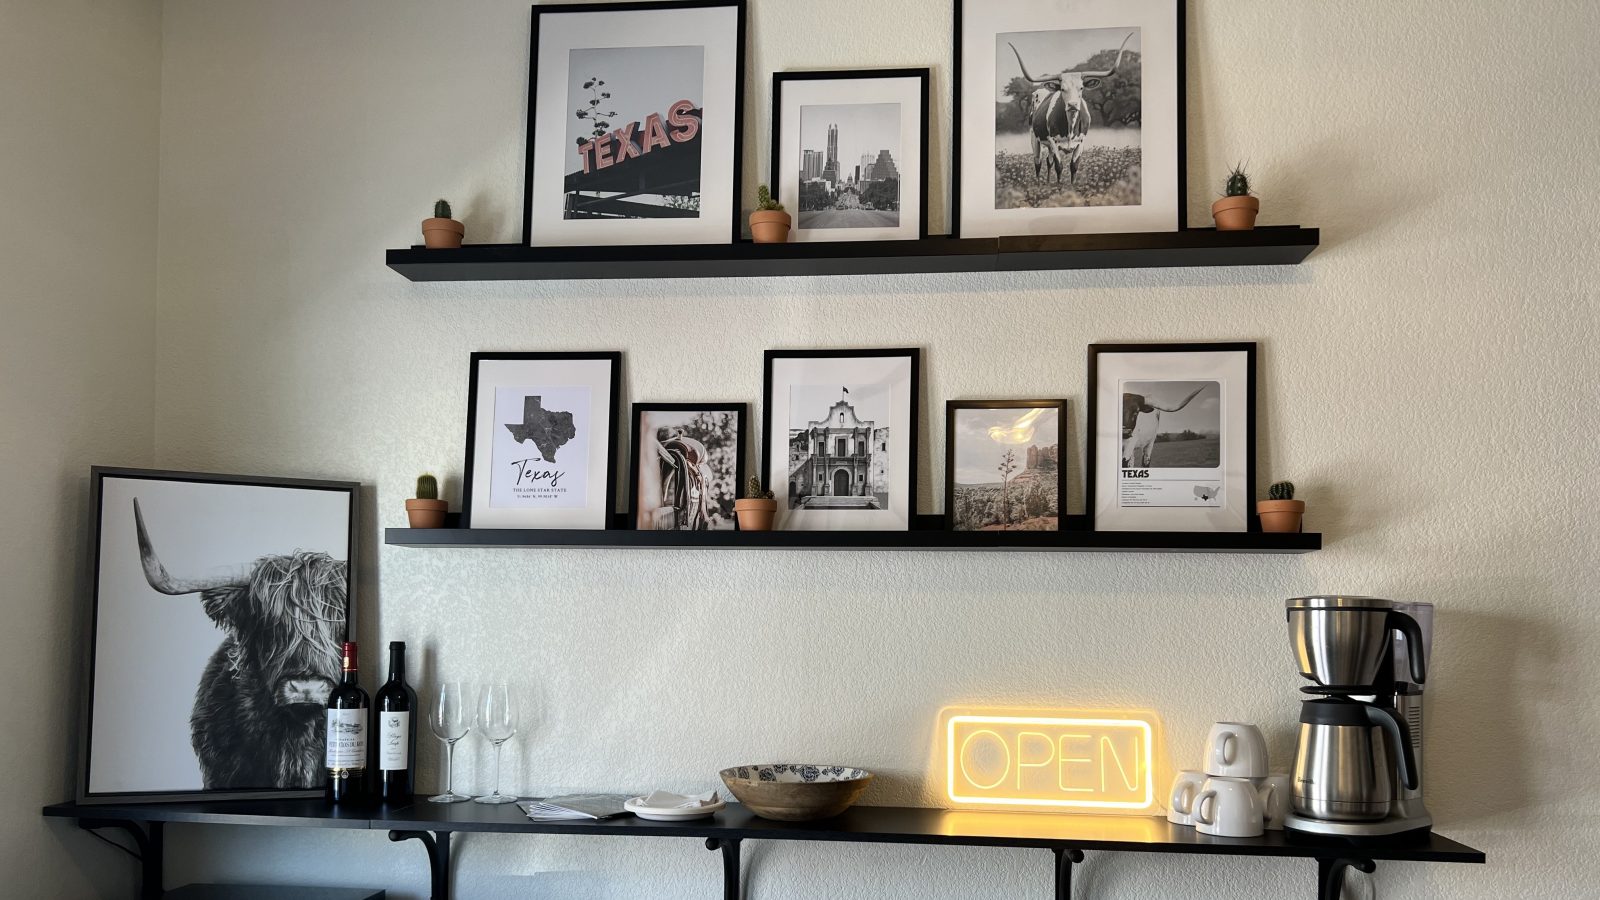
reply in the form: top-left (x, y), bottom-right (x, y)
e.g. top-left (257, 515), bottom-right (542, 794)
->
top-left (951, 0), bottom-right (1185, 237)
top-left (629, 402), bottom-right (747, 531)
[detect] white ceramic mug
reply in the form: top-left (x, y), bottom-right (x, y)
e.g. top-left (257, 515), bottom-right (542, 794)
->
top-left (1192, 776), bottom-right (1266, 838)
top-left (1202, 722), bottom-right (1269, 778)
top-left (1255, 773), bottom-right (1292, 830)
top-left (1167, 769), bottom-right (1207, 826)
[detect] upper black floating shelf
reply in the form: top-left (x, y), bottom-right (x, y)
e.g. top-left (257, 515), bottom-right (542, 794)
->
top-left (386, 226), bottom-right (1318, 282)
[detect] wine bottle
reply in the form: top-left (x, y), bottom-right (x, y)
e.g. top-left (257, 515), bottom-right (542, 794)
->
top-left (373, 640), bottom-right (418, 803)
top-left (325, 640), bottom-right (369, 804)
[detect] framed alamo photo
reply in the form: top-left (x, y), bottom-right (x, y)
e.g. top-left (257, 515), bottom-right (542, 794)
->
top-left (523, 0), bottom-right (747, 246)
top-left (952, 0), bottom-right (1184, 237)
top-left (630, 402), bottom-right (747, 531)
top-left (78, 468), bottom-right (357, 804)
top-left (1086, 343), bottom-right (1256, 532)
top-left (763, 349), bottom-right (920, 532)
top-left (463, 352), bottom-right (622, 529)
top-left (946, 400), bottom-right (1066, 532)
top-left (771, 68), bottom-right (931, 242)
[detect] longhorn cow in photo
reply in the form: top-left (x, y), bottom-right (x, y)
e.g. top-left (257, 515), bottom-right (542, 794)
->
top-left (133, 499), bottom-right (347, 790)
top-left (1007, 33), bottom-right (1133, 186)
top-left (1121, 385), bottom-right (1206, 468)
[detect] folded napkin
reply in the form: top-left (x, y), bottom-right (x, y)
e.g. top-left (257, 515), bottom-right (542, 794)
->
top-left (638, 790), bottom-right (720, 809)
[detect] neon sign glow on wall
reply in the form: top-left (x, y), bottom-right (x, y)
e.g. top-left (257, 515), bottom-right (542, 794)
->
top-left (942, 708), bottom-right (1163, 814)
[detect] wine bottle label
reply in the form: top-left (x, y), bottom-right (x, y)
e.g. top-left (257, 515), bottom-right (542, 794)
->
top-left (325, 708), bottom-right (367, 769)
top-left (379, 711), bottom-right (410, 771)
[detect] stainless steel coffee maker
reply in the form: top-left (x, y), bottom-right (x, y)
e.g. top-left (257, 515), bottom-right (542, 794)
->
top-left (1284, 596), bottom-right (1434, 838)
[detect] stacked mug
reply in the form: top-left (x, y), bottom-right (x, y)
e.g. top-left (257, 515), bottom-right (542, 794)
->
top-left (1167, 723), bottom-right (1291, 838)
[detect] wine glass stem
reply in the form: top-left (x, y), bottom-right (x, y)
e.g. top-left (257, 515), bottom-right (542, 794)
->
top-left (492, 741), bottom-right (504, 798)
top-left (444, 739), bottom-right (455, 795)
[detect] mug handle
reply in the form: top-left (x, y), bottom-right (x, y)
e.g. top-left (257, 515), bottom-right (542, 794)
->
top-left (1218, 731), bottom-right (1238, 767)
top-left (1258, 781), bottom-right (1278, 826)
top-left (1193, 789), bottom-right (1217, 826)
top-left (1171, 780), bottom-right (1197, 815)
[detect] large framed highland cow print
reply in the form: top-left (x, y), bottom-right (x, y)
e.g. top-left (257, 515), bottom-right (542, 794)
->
top-left (523, 0), bottom-right (747, 246)
top-left (952, 0), bottom-right (1184, 237)
top-left (77, 468), bottom-right (358, 804)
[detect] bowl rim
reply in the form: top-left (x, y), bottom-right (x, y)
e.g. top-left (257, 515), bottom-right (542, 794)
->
top-left (719, 764), bottom-right (874, 783)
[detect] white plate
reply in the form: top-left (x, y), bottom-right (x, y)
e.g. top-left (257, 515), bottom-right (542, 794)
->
top-left (624, 796), bottom-right (726, 821)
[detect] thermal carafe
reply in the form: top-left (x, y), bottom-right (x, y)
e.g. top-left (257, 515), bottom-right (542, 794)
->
top-left (1291, 699), bottom-right (1416, 821)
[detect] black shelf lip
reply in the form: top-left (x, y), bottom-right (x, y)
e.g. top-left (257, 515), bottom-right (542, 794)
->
top-left (385, 226), bottom-right (1319, 282)
top-left (382, 525), bottom-right (1321, 554)
top-left (44, 800), bottom-right (1483, 864)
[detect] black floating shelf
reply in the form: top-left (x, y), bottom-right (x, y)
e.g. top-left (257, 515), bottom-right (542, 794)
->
top-left (386, 227), bottom-right (1318, 282)
top-left (384, 525), bottom-right (1321, 554)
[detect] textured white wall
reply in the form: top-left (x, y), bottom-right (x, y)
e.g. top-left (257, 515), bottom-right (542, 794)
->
top-left (0, 0), bottom-right (163, 894)
top-left (146, 0), bottom-right (1600, 897)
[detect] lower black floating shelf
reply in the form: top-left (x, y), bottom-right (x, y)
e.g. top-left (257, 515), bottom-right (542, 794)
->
top-left (387, 227), bottom-right (1319, 282)
top-left (383, 526), bottom-right (1321, 554)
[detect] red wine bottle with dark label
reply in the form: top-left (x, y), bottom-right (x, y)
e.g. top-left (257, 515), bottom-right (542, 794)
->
top-left (325, 641), bottom-right (369, 804)
top-left (374, 640), bottom-right (418, 803)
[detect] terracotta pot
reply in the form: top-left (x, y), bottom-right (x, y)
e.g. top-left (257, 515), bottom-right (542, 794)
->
top-left (1211, 195), bottom-right (1260, 231)
top-left (405, 498), bottom-right (448, 529)
top-left (749, 210), bottom-right (792, 244)
top-left (1256, 499), bottom-right (1305, 533)
top-left (734, 498), bottom-right (777, 531)
top-left (421, 216), bottom-right (465, 249)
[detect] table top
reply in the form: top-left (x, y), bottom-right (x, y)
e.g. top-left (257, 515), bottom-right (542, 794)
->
top-left (43, 799), bottom-right (1485, 864)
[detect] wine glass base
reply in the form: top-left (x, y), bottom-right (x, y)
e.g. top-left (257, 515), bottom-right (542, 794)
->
top-left (474, 794), bottom-right (520, 805)
top-left (428, 792), bottom-right (472, 804)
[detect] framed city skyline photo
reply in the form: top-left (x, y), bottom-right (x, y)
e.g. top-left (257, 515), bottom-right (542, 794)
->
top-left (1086, 343), bottom-right (1255, 532)
top-left (463, 352), bottom-right (622, 529)
top-left (952, 0), bottom-right (1184, 237)
top-left (629, 403), bottom-right (747, 531)
top-left (946, 400), bottom-right (1066, 532)
top-left (524, 0), bottom-right (747, 246)
top-left (771, 69), bottom-right (931, 242)
top-left (763, 349), bottom-right (920, 531)
top-left (78, 468), bottom-right (357, 804)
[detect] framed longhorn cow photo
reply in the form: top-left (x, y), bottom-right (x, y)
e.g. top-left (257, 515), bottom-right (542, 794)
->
top-left (952, 0), bottom-right (1185, 237)
top-left (523, 0), bottom-right (748, 246)
top-left (1086, 343), bottom-right (1256, 532)
top-left (77, 468), bottom-right (358, 804)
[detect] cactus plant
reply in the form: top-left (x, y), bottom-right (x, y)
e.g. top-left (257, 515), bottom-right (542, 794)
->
top-left (416, 473), bottom-right (439, 500)
top-left (1224, 164), bottom-right (1251, 197)
top-left (1267, 481), bottom-right (1294, 501)
top-left (745, 475), bottom-right (775, 500)
top-left (755, 184), bottom-right (784, 212)
top-left (434, 199), bottom-right (452, 219)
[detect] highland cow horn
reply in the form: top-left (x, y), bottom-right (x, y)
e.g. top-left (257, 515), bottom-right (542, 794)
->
top-left (1080, 33), bottom-right (1135, 79)
top-left (133, 498), bottom-right (243, 595)
top-left (1008, 43), bottom-right (1055, 85)
top-left (1150, 385), bottom-right (1207, 413)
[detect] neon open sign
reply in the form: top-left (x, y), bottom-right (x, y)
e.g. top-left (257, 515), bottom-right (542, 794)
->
top-left (943, 710), bottom-right (1161, 813)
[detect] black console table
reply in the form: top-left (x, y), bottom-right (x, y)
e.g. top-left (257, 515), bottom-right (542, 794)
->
top-left (44, 799), bottom-right (1483, 900)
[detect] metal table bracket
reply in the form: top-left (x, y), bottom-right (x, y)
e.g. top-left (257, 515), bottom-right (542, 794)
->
top-left (389, 829), bottom-right (451, 900)
top-left (81, 818), bottom-right (163, 900)
top-left (1317, 856), bottom-right (1376, 900)
top-left (1053, 847), bottom-right (1085, 900)
top-left (707, 836), bottom-right (741, 900)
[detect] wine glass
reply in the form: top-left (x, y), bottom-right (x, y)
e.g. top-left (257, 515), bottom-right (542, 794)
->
top-left (474, 683), bottom-right (518, 804)
top-left (428, 681), bottom-right (473, 803)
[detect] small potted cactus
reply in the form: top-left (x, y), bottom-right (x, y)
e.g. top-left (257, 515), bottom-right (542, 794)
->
top-left (1211, 164), bottom-right (1259, 231)
top-left (734, 476), bottom-right (777, 531)
top-left (405, 473), bottom-right (449, 528)
top-left (422, 199), bottom-right (465, 249)
top-left (749, 185), bottom-right (791, 244)
top-left (1257, 481), bottom-right (1305, 533)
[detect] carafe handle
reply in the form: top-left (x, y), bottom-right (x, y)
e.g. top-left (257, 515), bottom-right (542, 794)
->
top-left (1388, 610), bottom-right (1427, 684)
top-left (1365, 705), bottom-right (1418, 791)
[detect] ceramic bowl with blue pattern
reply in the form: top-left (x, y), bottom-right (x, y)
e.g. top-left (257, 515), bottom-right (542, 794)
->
top-left (719, 764), bottom-right (874, 821)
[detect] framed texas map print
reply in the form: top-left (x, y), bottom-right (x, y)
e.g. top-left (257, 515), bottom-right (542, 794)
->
top-left (463, 352), bottom-right (621, 529)
top-left (1086, 343), bottom-right (1255, 532)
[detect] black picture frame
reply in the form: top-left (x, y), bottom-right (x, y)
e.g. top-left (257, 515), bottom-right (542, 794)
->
top-left (1085, 342), bottom-right (1256, 532)
top-left (769, 68), bottom-right (932, 241)
top-left (462, 351), bottom-right (623, 529)
top-left (950, 0), bottom-right (1187, 237)
top-left (628, 401), bottom-right (749, 531)
top-left (78, 467), bottom-right (359, 805)
top-left (522, 0), bottom-right (748, 246)
top-left (762, 348), bottom-right (921, 531)
top-left (944, 399), bottom-right (1068, 532)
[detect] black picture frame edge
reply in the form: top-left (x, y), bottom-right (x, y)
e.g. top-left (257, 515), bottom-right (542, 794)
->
top-left (1084, 341), bottom-right (1257, 533)
top-left (769, 67), bottom-right (934, 241)
top-left (461, 351), bottom-right (624, 530)
top-left (760, 348), bottom-right (922, 530)
top-left (77, 466), bottom-right (361, 806)
top-left (949, 0), bottom-right (1188, 237)
top-left (627, 401), bottom-right (750, 530)
top-left (943, 399), bottom-right (1069, 533)
top-left (521, 0), bottom-right (749, 247)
